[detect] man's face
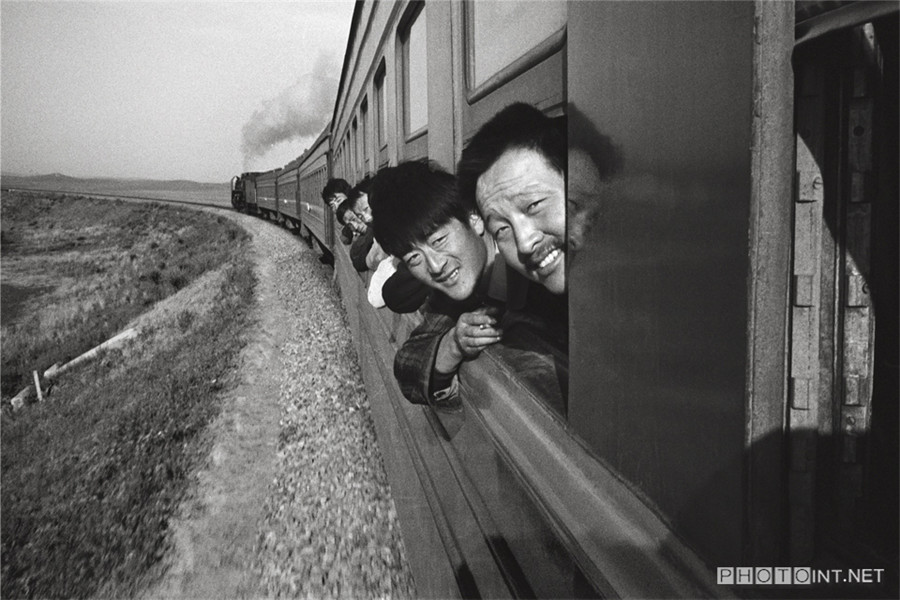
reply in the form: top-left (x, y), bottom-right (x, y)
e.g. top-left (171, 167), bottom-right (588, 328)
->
top-left (476, 147), bottom-right (566, 294)
top-left (344, 210), bottom-right (367, 234)
top-left (353, 193), bottom-right (373, 224)
top-left (327, 192), bottom-right (347, 211)
top-left (402, 215), bottom-right (488, 301)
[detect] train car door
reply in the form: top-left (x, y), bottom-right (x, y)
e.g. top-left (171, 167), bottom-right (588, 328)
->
top-left (791, 7), bottom-right (898, 585)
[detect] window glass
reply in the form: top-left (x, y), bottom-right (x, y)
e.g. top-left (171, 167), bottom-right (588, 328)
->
top-left (375, 66), bottom-right (386, 147)
top-left (469, 1), bottom-right (565, 89)
top-left (403, 5), bottom-right (428, 135)
top-left (352, 119), bottom-right (359, 179)
top-left (360, 101), bottom-right (368, 173)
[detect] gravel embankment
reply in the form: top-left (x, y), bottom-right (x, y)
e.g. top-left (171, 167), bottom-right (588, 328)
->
top-left (146, 212), bottom-right (416, 599)
top-left (253, 222), bottom-right (416, 598)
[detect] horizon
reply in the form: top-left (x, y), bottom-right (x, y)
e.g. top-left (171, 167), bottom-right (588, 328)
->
top-left (0, 171), bottom-right (232, 185)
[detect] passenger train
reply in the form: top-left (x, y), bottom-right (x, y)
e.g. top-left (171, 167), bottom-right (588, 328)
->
top-left (232, 1), bottom-right (898, 597)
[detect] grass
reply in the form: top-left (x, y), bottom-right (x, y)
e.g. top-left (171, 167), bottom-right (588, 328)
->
top-left (1, 191), bottom-right (256, 598)
top-left (1, 192), bottom-right (244, 398)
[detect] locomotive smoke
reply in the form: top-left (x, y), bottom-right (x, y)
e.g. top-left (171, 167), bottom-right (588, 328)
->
top-left (241, 53), bottom-right (339, 163)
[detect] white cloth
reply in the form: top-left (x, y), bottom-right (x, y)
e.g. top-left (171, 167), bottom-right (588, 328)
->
top-left (367, 256), bottom-right (398, 308)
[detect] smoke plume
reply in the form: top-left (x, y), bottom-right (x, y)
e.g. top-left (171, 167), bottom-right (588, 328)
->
top-left (241, 53), bottom-right (338, 163)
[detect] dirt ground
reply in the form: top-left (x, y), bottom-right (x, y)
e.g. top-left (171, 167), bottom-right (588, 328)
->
top-left (139, 211), bottom-right (289, 599)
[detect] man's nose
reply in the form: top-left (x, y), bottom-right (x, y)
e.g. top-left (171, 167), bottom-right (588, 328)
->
top-left (424, 250), bottom-right (447, 275)
top-left (513, 221), bottom-right (542, 254)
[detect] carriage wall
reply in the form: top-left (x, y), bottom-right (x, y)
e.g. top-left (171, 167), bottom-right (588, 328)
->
top-left (296, 128), bottom-right (333, 249)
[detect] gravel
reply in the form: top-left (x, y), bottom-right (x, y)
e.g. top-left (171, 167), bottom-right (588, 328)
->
top-left (248, 219), bottom-right (416, 599)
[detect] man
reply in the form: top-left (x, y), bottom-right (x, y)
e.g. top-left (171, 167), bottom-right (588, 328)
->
top-left (345, 180), bottom-right (383, 272)
top-left (336, 197), bottom-right (367, 245)
top-left (371, 161), bottom-right (508, 406)
top-left (457, 103), bottom-right (567, 295)
top-left (321, 178), bottom-right (351, 211)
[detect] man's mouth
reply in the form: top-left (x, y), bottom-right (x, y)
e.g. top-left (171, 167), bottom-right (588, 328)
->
top-left (434, 267), bottom-right (460, 284)
top-left (526, 244), bottom-right (564, 277)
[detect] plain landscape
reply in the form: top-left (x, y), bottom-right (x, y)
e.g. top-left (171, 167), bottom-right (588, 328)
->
top-left (0, 173), bottom-right (231, 208)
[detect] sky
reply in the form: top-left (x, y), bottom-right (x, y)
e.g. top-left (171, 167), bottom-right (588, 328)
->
top-left (0, 1), bottom-right (355, 183)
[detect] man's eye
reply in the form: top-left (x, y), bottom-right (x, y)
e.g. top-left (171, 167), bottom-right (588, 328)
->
top-left (492, 225), bottom-right (510, 239)
top-left (527, 199), bottom-right (545, 213)
top-left (432, 235), bottom-right (447, 247)
top-left (405, 254), bottom-right (422, 267)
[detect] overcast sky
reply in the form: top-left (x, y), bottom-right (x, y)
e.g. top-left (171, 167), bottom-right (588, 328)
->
top-left (1, 1), bottom-right (354, 183)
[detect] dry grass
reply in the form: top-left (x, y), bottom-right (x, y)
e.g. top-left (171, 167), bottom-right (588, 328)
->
top-left (1, 192), bottom-right (243, 398)
top-left (1, 191), bottom-right (256, 598)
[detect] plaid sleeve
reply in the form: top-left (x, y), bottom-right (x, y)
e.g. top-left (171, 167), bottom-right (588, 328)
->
top-left (393, 306), bottom-right (458, 405)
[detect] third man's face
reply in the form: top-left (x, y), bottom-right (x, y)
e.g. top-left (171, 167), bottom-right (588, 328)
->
top-left (476, 148), bottom-right (566, 294)
top-left (353, 193), bottom-right (373, 224)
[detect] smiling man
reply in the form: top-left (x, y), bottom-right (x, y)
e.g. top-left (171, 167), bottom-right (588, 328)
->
top-left (371, 161), bottom-right (508, 406)
top-left (458, 103), bottom-right (567, 295)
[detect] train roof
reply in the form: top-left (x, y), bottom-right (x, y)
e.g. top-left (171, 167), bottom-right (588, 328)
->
top-left (331, 1), bottom-right (363, 143)
top-left (277, 124), bottom-right (330, 173)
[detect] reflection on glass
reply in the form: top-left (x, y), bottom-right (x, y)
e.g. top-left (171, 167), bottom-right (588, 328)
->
top-left (470, 1), bottom-right (565, 88)
top-left (375, 70), bottom-right (386, 147)
top-left (405, 7), bottom-right (428, 134)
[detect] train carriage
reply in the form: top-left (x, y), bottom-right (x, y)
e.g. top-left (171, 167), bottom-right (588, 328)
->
top-left (324, 1), bottom-right (898, 598)
top-left (328, 1), bottom-right (715, 598)
top-left (237, 1), bottom-right (898, 597)
top-left (255, 168), bottom-right (280, 220)
top-left (276, 158), bottom-right (302, 229)
top-left (296, 128), bottom-right (333, 249)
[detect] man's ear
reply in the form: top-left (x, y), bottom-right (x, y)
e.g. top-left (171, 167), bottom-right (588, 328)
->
top-left (468, 212), bottom-right (485, 235)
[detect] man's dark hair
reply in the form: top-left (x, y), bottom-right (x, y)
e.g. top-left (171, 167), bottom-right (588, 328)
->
top-left (346, 177), bottom-right (372, 206)
top-left (335, 198), bottom-right (355, 226)
top-left (348, 175), bottom-right (372, 202)
top-left (321, 178), bottom-right (351, 201)
top-left (457, 103), bottom-right (566, 207)
top-left (370, 161), bottom-right (473, 258)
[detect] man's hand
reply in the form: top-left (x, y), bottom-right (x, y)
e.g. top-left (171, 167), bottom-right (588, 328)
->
top-left (434, 306), bottom-right (502, 375)
top-left (451, 307), bottom-right (502, 359)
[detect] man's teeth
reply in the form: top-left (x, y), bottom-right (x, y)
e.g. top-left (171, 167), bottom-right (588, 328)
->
top-left (537, 248), bottom-right (561, 270)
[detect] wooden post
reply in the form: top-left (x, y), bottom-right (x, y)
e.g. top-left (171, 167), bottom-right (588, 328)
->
top-left (33, 371), bottom-right (43, 402)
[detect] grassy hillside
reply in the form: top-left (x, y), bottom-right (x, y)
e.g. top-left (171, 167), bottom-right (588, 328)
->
top-left (1, 191), bottom-right (255, 598)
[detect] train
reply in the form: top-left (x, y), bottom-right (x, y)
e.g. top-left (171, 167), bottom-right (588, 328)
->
top-left (232, 2), bottom-right (898, 597)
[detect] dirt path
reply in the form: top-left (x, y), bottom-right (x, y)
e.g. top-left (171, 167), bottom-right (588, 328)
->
top-left (141, 213), bottom-right (291, 598)
top-left (141, 211), bottom-right (414, 599)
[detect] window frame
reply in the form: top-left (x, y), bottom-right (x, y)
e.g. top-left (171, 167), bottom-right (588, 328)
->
top-left (360, 98), bottom-right (369, 176)
top-left (374, 60), bottom-right (389, 167)
top-left (463, 0), bottom-right (567, 104)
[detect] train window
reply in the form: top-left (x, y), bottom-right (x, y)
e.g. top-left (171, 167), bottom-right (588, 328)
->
top-left (400, 2), bottom-right (427, 140)
top-left (360, 99), bottom-right (369, 175)
top-left (374, 61), bottom-right (388, 164)
top-left (465, 1), bottom-right (565, 94)
top-left (347, 126), bottom-right (356, 182)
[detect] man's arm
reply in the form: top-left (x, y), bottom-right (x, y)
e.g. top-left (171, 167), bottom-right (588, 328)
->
top-left (394, 305), bottom-right (501, 405)
top-left (350, 228), bottom-right (374, 272)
